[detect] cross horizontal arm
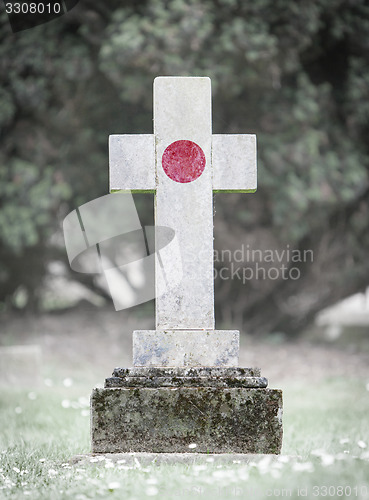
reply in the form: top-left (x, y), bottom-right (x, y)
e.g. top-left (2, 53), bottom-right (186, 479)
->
top-left (109, 134), bottom-right (156, 193)
top-left (212, 134), bottom-right (257, 192)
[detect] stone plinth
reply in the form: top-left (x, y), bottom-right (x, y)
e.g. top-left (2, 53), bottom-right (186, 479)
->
top-left (91, 367), bottom-right (283, 454)
top-left (133, 330), bottom-right (239, 367)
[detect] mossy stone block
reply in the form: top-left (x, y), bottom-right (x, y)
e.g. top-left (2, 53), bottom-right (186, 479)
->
top-left (91, 387), bottom-right (282, 454)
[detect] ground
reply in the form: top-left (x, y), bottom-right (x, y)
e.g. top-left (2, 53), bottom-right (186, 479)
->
top-left (1, 304), bottom-right (369, 499)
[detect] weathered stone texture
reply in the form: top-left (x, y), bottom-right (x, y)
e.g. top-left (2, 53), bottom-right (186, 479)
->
top-left (212, 134), bottom-right (257, 192)
top-left (154, 77), bottom-right (214, 330)
top-left (105, 376), bottom-right (268, 389)
top-left (91, 387), bottom-right (283, 454)
top-left (106, 366), bottom-right (267, 389)
top-left (133, 329), bottom-right (239, 367)
top-left (113, 367), bottom-right (261, 378)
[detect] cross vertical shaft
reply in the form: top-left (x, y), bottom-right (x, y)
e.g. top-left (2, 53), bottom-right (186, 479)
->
top-left (154, 77), bottom-right (214, 330)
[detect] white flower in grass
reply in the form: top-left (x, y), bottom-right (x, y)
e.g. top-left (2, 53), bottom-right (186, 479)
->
top-left (39, 459), bottom-right (46, 463)
top-left (336, 452), bottom-right (350, 460)
top-left (272, 461), bottom-right (283, 470)
top-left (206, 457), bottom-right (214, 463)
top-left (212, 469), bottom-right (227, 478)
top-left (48, 469), bottom-right (58, 477)
top-left (13, 467), bottom-right (20, 474)
top-left (292, 462), bottom-right (314, 472)
top-left (366, 382), bottom-right (369, 391)
top-left (311, 449), bottom-right (325, 457)
top-left (238, 468), bottom-right (249, 481)
top-left (104, 462), bottom-right (114, 469)
top-left (61, 400), bottom-right (70, 409)
top-left (108, 482), bottom-right (121, 491)
top-left (24, 491), bottom-right (31, 496)
top-left (27, 392), bottom-right (37, 400)
top-left (193, 464), bottom-right (207, 472)
top-left (146, 486), bottom-right (159, 496)
top-left (188, 443), bottom-right (197, 449)
top-left (15, 407), bottom-right (22, 414)
top-left (63, 378), bottom-right (73, 387)
top-left (321, 454), bottom-right (335, 466)
top-left (271, 468), bottom-right (281, 479)
top-left (89, 458), bottom-right (99, 463)
top-left (78, 396), bottom-right (89, 407)
top-left (81, 410), bottom-right (89, 417)
top-left (116, 459), bottom-right (126, 464)
top-left (358, 440), bottom-right (367, 449)
top-left (146, 477), bottom-right (158, 485)
top-left (256, 455), bottom-right (272, 473)
top-left (339, 438), bottom-right (349, 444)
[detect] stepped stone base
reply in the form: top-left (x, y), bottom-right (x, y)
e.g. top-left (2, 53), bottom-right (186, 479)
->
top-left (91, 367), bottom-right (283, 454)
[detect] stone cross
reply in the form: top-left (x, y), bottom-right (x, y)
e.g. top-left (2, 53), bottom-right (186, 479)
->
top-left (92, 77), bottom-right (282, 456)
top-left (109, 77), bottom-right (256, 367)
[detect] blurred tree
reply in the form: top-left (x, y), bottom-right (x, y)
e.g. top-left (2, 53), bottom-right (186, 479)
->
top-left (0, 0), bottom-right (368, 333)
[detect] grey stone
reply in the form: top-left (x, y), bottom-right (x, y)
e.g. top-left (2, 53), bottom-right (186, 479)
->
top-left (105, 376), bottom-right (268, 389)
top-left (154, 76), bottom-right (214, 330)
top-left (112, 367), bottom-right (261, 377)
top-left (109, 134), bottom-right (155, 192)
top-left (91, 387), bottom-right (283, 454)
top-left (133, 329), bottom-right (239, 367)
top-left (212, 134), bottom-right (257, 192)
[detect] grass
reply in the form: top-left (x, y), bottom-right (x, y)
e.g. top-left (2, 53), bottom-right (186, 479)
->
top-left (0, 378), bottom-right (369, 499)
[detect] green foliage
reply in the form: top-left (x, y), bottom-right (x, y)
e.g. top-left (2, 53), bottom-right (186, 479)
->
top-left (0, 0), bottom-right (368, 320)
top-left (0, 160), bottom-right (71, 253)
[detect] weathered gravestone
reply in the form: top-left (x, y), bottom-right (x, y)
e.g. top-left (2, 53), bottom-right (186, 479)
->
top-left (91, 77), bottom-right (283, 453)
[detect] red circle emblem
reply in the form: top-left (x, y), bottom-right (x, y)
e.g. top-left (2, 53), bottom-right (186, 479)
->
top-left (162, 140), bottom-right (206, 183)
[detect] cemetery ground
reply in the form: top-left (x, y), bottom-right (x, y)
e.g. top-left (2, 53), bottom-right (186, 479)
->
top-left (1, 305), bottom-right (369, 499)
